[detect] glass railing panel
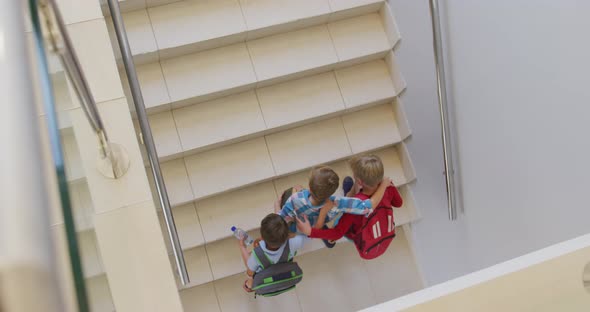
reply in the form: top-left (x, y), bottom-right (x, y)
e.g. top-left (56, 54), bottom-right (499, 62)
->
top-left (28, 1), bottom-right (116, 311)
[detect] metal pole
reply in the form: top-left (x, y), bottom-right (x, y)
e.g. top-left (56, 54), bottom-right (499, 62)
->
top-left (429, 0), bottom-right (457, 220)
top-left (0, 0), bottom-right (64, 310)
top-left (42, 0), bottom-right (108, 156)
top-left (106, 0), bottom-right (190, 285)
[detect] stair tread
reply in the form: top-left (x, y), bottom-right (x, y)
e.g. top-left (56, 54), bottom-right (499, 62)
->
top-left (257, 72), bottom-right (345, 129)
top-left (160, 101), bottom-right (407, 207)
top-left (148, 0), bottom-right (247, 54)
top-left (247, 25), bottom-right (339, 82)
top-left (131, 11), bottom-right (396, 113)
top-left (185, 137), bottom-right (276, 200)
top-left (148, 58), bottom-right (403, 162)
top-left (328, 13), bottom-right (391, 62)
top-left (160, 43), bottom-right (257, 105)
top-left (172, 91), bottom-right (266, 158)
top-left (265, 117), bottom-right (352, 175)
top-left (158, 203), bottom-right (205, 251)
top-left (114, 0), bottom-right (386, 65)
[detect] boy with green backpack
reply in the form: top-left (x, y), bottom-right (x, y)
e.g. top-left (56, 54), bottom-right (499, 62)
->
top-left (237, 213), bottom-right (308, 296)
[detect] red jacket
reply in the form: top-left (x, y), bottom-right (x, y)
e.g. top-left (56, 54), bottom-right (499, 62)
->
top-left (309, 185), bottom-right (403, 241)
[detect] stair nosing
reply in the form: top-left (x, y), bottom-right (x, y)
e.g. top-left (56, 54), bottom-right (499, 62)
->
top-left (145, 50), bottom-right (391, 115)
top-left (153, 94), bottom-right (399, 165)
top-left (117, 1), bottom-right (387, 67)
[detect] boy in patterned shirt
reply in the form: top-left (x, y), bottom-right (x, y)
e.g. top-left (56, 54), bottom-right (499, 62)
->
top-left (275, 166), bottom-right (391, 238)
top-left (297, 155), bottom-right (403, 252)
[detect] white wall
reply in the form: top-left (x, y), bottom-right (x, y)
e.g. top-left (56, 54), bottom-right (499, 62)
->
top-left (388, 0), bottom-right (590, 285)
top-left (443, 0), bottom-right (590, 270)
top-left (386, 0), bottom-right (472, 285)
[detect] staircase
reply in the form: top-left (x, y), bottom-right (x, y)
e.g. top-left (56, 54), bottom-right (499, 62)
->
top-left (94, 0), bottom-right (425, 310)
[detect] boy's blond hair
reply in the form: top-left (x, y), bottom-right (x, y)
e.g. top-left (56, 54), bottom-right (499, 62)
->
top-left (308, 166), bottom-right (339, 203)
top-left (349, 155), bottom-right (384, 187)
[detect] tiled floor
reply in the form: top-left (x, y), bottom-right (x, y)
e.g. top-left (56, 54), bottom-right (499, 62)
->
top-left (179, 229), bottom-right (422, 312)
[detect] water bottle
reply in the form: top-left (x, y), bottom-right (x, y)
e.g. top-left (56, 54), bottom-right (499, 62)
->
top-left (231, 226), bottom-right (254, 246)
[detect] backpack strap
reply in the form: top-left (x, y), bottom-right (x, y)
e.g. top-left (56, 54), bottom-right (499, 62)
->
top-left (278, 242), bottom-right (291, 263)
top-left (253, 246), bottom-right (272, 269)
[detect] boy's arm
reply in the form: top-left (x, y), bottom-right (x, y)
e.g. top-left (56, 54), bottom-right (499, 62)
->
top-left (332, 195), bottom-right (372, 215)
top-left (278, 196), bottom-right (297, 222)
top-left (297, 214), bottom-right (352, 241)
top-left (369, 177), bottom-right (393, 209)
top-left (313, 200), bottom-right (334, 229)
top-left (389, 185), bottom-right (403, 207)
top-left (289, 233), bottom-right (310, 254)
top-left (331, 177), bottom-right (392, 215)
top-left (238, 237), bottom-right (251, 269)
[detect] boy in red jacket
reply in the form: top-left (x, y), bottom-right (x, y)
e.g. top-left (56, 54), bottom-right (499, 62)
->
top-left (296, 155), bottom-right (403, 251)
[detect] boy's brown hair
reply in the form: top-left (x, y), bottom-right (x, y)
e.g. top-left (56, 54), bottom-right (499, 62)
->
top-left (260, 214), bottom-right (289, 248)
top-left (280, 187), bottom-right (294, 208)
top-left (308, 166), bottom-right (339, 203)
top-left (349, 155), bottom-right (384, 187)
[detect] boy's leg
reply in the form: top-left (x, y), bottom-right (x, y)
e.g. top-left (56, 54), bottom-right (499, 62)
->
top-left (321, 225), bottom-right (336, 248)
top-left (321, 216), bottom-right (339, 248)
top-left (343, 176), bottom-right (354, 196)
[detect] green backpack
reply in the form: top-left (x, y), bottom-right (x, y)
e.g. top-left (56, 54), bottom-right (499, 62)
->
top-left (251, 243), bottom-right (303, 297)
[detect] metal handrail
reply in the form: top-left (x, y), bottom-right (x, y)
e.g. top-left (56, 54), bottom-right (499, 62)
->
top-left (106, 0), bottom-right (190, 285)
top-left (429, 0), bottom-right (457, 220)
top-left (35, 0), bottom-right (129, 179)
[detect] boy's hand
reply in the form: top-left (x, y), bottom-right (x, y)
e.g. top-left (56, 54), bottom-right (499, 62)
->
top-left (314, 199), bottom-right (334, 229)
top-left (238, 236), bottom-right (247, 248)
top-left (320, 199), bottom-right (334, 213)
top-left (296, 215), bottom-right (312, 236)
